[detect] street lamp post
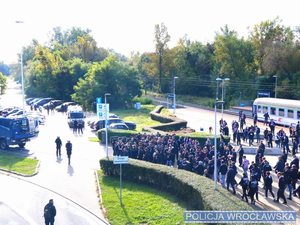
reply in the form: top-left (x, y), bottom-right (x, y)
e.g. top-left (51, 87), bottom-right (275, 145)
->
top-left (105, 93), bottom-right (111, 159)
top-left (173, 76), bottom-right (178, 114)
top-left (220, 78), bottom-right (230, 120)
top-left (214, 78), bottom-right (222, 190)
top-left (16, 21), bottom-right (25, 115)
top-left (273, 75), bottom-right (278, 98)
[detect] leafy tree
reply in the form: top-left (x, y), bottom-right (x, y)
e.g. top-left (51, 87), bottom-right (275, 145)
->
top-left (137, 52), bottom-right (158, 93)
top-left (72, 56), bottom-right (141, 110)
top-left (0, 72), bottom-right (7, 94)
top-left (214, 25), bottom-right (256, 99)
top-left (154, 23), bottom-right (170, 92)
top-left (171, 38), bottom-right (214, 96)
top-left (249, 17), bottom-right (294, 75)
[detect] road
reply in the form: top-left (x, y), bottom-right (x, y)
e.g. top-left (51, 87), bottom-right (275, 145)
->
top-left (0, 79), bottom-right (109, 224)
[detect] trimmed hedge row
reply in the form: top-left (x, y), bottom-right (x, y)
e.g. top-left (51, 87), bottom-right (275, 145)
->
top-left (100, 158), bottom-right (253, 212)
top-left (145, 105), bottom-right (187, 132)
top-left (97, 129), bottom-right (138, 144)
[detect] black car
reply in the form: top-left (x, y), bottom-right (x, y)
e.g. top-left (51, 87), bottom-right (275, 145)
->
top-left (33, 98), bottom-right (53, 108)
top-left (55, 102), bottom-right (76, 112)
top-left (93, 118), bottom-right (136, 131)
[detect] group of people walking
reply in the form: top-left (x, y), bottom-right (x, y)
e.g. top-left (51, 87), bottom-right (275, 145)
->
top-left (55, 136), bottom-right (73, 165)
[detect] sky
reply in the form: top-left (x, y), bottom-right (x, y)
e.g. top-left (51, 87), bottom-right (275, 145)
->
top-left (0, 0), bottom-right (299, 64)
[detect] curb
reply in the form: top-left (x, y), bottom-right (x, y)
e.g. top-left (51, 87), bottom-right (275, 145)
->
top-left (94, 170), bottom-right (109, 223)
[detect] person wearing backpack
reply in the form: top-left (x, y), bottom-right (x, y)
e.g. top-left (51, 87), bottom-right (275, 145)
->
top-left (44, 199), bottom-right (56, 225)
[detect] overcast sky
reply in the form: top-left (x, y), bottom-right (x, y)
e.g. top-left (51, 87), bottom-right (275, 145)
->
top-left (0, 0), bottom-right (299, 64)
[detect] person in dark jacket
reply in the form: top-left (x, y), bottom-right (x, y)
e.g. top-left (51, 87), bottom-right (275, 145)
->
top-left (274, 157), bottom-right (285, 173)
top-left (55, 136), bottom-right (62, 157)
top-left (290, 155), bottom-right (299, 170)
top-left (238, 145), bottom-right (244, 167)
top-left (66, 140), bottom-right (72, 165)
top-left (239, 173), bottom-right (249, 203)
top-left (284, 166), bottom-right (293, 200)
top-left (274, 172), bottom-right (287, 204)
top-left (290, 165), bottom-right (298, 191)
top-left (44, 199), bottom-right (56, 225)
top-left (219, 160), bottom-right (228, 188)
top-left (226, 166), bottom-right (236, 194)
top-left (248, 176), bottom-right (258, 204)
top-left (264, 171), bottom-right (275, 199)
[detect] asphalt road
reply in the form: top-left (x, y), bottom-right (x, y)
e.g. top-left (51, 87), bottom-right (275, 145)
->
top-left (0, 79), bottom-right (109, 224)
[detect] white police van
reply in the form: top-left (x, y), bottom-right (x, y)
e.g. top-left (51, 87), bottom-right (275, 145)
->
top-left (67, 105), bottom-right (85, 128)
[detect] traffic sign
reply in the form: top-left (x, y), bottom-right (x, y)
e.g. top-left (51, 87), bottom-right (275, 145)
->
top-left (96, 97), bottom-right (102, 103)
top-left (97, 103), bottom-right (109, 119)
top-left (113, 156), bottom-right (129, 164)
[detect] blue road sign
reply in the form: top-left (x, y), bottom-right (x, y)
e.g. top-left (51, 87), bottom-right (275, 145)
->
top-left (96, 97), bottom-right (102, 104)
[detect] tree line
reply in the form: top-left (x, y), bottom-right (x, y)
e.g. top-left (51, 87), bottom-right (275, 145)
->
top-left (5, 17), bottom-right (300, 110)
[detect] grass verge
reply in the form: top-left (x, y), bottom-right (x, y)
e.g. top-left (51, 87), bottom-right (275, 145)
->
top-left (0, 151), bottom-right (39, 176)
top-left (112, 105), bottom-right (161, 132)
top-left (97, 170), bottom-right (188, 225)
top-left (88, 137), bottom-right (99, 142)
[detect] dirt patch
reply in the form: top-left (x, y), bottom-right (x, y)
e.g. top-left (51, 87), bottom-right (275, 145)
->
top-left (170, 127), bottom-right (195, 134)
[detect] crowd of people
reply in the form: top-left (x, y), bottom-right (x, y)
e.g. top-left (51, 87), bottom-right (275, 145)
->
top-left (112, 115), bottom-right (300, 205)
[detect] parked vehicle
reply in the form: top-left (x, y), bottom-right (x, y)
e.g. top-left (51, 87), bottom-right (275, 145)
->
top-left (43, 100), bottom-right (63, 110)
top-left (55, 102), bottom-right (76, 112)
top-left (33, 98), bottom-right (53, 108)
top-left (67, 106), bottom-right (85, 128)
top-left (91, 118), bottom-right (136, 131)
top-left (109, 123), bottom-right (129, 130)
top-left (26, 112), bottom-right (46, 125)
top-left (0, 116), bottom-right (39, 149)
top-left (123, 121), bottom-right (136, 130)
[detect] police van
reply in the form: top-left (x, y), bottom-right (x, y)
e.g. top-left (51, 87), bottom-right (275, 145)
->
top-left (67, 106), bottom-right (85, 128)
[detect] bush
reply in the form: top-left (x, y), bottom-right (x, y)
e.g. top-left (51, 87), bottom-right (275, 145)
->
top-left (132, 96), bottom-right (153, 105)
top-left (146, 105), bottom-right (187, 132)
top-left (100, 158), bottom-right (253, 212)
top-left (97, 128), bottom-right (139, 144)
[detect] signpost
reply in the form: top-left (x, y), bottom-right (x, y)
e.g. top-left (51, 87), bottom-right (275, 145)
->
top-left (113, 156), bottom-right (128, 205)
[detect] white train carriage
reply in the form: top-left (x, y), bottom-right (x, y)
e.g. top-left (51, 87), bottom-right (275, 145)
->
top-left (253, 98), bottom-right (300, 126)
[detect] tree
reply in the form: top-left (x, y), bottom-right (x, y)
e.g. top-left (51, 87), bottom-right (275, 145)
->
top-left (154, 23), bottom-right (170, 92)
top-left (214, 25), bottom-right (256, 99)
top-left (0, 72), bottom-right (7, 94)
top-left (72, 56), bottom-right (141, 110)
top-left (249, 17), bottom-right (294, 75)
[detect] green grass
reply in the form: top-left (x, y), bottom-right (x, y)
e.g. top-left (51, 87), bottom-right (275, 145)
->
top-left (0, 151), bottom-right (39, 175)
top-left (88, 137), bottom-right (99, 142)
top-left (145, 92), bottom-right (214, 108)
top-left (98, 170), bottom-right (188, 225)
top-left (112, 105), bottom-right (161, 132)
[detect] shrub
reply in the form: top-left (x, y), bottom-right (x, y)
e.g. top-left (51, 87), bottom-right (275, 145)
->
top-left (97, 128), bottom-right (139, 144)
top-left (132, 96), bottom-right (153, 105)
top-left (146, 105), bottom-right (187, 132)
top-left (100, 158), bottom-right (253, 212)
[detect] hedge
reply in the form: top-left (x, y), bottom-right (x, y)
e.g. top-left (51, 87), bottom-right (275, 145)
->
top-left (144, 105), bottom-right (187, 132)
top-left (97, 128), bottom-right (139, 144)
top-left (100, 158), bottom-right (253, 212)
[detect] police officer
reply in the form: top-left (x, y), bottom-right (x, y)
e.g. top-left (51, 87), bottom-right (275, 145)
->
top-left (66, 140), bottom-right (72, 165)
top-left (55, 136), bottom-right (62, 157)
